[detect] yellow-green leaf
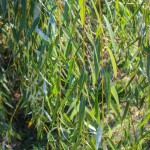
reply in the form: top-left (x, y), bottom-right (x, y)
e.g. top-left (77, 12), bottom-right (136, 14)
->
top-left (79, 0), bottom-right (85, 26)
top-left (106, 46), bottom-right (117, 77)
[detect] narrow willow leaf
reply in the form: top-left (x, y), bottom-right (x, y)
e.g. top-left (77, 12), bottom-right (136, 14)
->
top-left (111, 81), bottom-right (120, 111)
top-left (70, 10), bottom-right (80, 36)
top-left (90, 0), bottom-right (100, 22)
top-left (128, 131), bottom-right (150, 150)
top-left (34, 49), bottom-right (41, 56)
top-left (95, 88), bottom-right (100, 121)
top-left (104, 0), bottom-right (113, 21)
top-left (147, 52), bottom-right (150, 82)
top-left (106, 46), bottom-right (117, 77)
top-left (88, 59), bottom-right (96, 86)
top-left (18, 0), bottom-right (26, 36)
top-left (63, 1), bottom-right (69, 24)
top-left (107, 138), bottom-right (117, 150)
top-left (85, 107), bottom-right (97, 123)
top-left (72, 140), bottom-right (80, 150)
top-left (21, 0), bottom-right (26, 28)
top-left (34, 3), bottom-right (40, 21)
top-left (87, 33), bottom-right (100, 84)
top-left (103, 15), bottom-right (117, 53)
top-left (12, 28), bottom-right (19, 42)
top-left (70, 103), bottom-right (79, 120)
top-left (128, 2), bottom-right (144, 22)
top-left (2, 0), bottom-right (6, 14)
top-left (44, 110), bottom-right (52, 122)
top-left (138, 112), bottom-right (150, 128)
top-left (65, 79), bottom-right (78, 100)
top-left (39, 72), bottom-right (52, 86)
top-left (79, 97), bottom-right (86, 134)
top-left (103, 69), bottom-right (111, 109)
top-left (2, 98), bottom-right (13, 108)
top-left (35, 28), bottom-right (51, 43)
top-left (79, 0), bottom-right (85, 26)
top-left (96, 125), bottom-right (102, 149)
top-left (122, 101), bottom-right (130, 122)
top-left (126, 75), bottom-right (136, 88)
top-left (62, 113), bottom-right (74, 128)
top-left (84, 121), bottom-right (96, 132)
top-left (49, 17), bottom-right (56, 36)
top-left (65, 40), bottom-right (72, 57)
top-left (66, 57), bottom-right (74, 80)
top-left (78, 67), bottom-right (86, 97)
top-left (24, 18), bottom-right (39, 45)
top-left (12, 130), bottom-right (22, 140)
top-left (89, 140), bottom-right (96, 150)
top-left (42, 81), bottom-right (47, 96)
top-left (125, 36), bottom-right (140, 50)
top-left (110, 100), bottom-right (121, 121)
top-left (67, 98), bottom-right (77, 114)
top-left (32, 62), bottom-right (52, 86)
top-left (58, 79), bottom-right (78, 111)
top-left (94, 37), bottom-right (101, 80)
top-left (86, 35), bottom-right (95, 71)
top-left (107, 124), bottom-right (113, 138)
top-left (0, 81), bottom-right (10, 94)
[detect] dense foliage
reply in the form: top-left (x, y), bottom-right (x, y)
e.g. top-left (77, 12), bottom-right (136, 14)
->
top-left (0, 0), bottom-right (150, 149)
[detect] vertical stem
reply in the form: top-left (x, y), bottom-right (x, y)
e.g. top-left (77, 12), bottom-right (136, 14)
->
top-left (58, 1), bottom-right (62, 107)
top-left (82, 1), bottom-right (86, 148)
top-left (98, 0), bottom-right (105, 131)
top-left (143, 0), bottom-right (150, 108)
top-left (98, 1), bottom-right (106, 148)
top-left (57, 1), bottom-right (62, 149)
top-left (82, 0), bottom-right (86, 62)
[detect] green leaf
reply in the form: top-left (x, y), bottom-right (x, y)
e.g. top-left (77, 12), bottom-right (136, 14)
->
top-left (111, 81), bottom-right (120, 111)
top-left (78, 67), bottom-right (86, 97)
top-left (104, 0), bottom-right (113, 21)
top-left (79, 97), bottom-right (86, 134)
top-left (0, 81), bottom-right (10, 94)
top-left (107, 124), bottom-right (113, 138)
top-left (103, 69), bottom-right (111, 109)
top-left (35, 28), bottom-right (52, 43)
top-left (44, 110), bottom-right (52, 122)
top-left (103, 15), bottom-right (117, 53)
top-left (90, 0), bottom-right (100, 22)
top-left (21, 0), bottom-right (26, 29)
top-left (138, 112), bottom-right (150, 129)
top-left (110, 100), bottom-right (121, 121)
top-left (147, 52), bottom-right (150, 82)
top-left (2, 98), bottom-right (13, 108)
top-left (24, 17), bottom-right (39, 45)
top-left (70, 103), bottom-right (79, 120)
top-left (79, 0), bottom-right (85, 26)
top-left (107, 138), bottom-right (117, 150)
top-left (58, 79), bottom-right (78, 111)
top-left (34, 3), bottom-right (40, 21)
top-left (106, 46), bottom-right (117, 77)
top-left (2, 0), bottom-right (6, 14)
top-left (62, 113), bottom-right (74, 128)
top-left (121, 101), bottom-right (130, 122)
top-left (128, 2), bottom-right (144, 22)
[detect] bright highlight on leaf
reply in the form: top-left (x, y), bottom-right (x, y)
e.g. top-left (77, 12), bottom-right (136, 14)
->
top-left (79, 0), bottom-right (85, 26)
